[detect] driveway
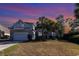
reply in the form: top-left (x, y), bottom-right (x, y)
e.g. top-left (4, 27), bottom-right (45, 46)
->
top-left (0, 41), bottom-right (17, 51)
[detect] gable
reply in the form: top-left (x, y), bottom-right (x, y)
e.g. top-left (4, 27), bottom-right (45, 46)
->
top-left (11, 20), bottom-right (35, 30)
top-left (11, 20), bottom-right (25, 29)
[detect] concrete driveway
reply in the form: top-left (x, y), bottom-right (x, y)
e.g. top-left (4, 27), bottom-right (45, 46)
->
top-left (0, 41), bottom-right (17, 51)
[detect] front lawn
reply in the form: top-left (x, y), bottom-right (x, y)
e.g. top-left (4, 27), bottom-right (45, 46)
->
top-left (0, 40), bottom-right (79, 56)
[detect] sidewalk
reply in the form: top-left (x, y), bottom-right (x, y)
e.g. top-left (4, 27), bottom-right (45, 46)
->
top-left (0, 41), bottom-right (16, 51)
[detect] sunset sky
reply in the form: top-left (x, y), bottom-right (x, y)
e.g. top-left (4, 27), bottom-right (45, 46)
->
top-left (0, 3), bottom-right (75, 27)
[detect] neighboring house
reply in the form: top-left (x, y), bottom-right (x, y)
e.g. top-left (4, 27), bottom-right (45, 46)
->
top-left (0, 24), bottom-right (10, 39)
top-left (0, 30), bottom-right (4, 38)
top-left (0, 24), bottom-right (10, 35)
top-left (10, 20), bottom-right (35, 41)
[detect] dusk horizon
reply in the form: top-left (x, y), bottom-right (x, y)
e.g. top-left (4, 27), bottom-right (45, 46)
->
top-left (0, 3), bottom-right (75, 27)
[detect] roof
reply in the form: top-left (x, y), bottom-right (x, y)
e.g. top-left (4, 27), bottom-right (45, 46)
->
top-left (10, 20), bottom-right (34, 29)
top-left (24, 22), bottom-right (33, 24)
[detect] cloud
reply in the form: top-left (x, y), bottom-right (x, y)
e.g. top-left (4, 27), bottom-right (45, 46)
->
top-left (0, 3), bottom-right (75, 27)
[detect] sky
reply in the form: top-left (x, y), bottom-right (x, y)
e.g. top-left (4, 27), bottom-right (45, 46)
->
top-left (0, 3), bottom-right (75, 27)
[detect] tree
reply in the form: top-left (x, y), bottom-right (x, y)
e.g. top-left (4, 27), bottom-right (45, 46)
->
top-left (74, 3), bottom-right (79, 19)
top-left (72, 3), bottom-right (79, 32)
top-left (35, 16), bottom-right (56, 40)
top-left (64, 18), bottom-right (73, 34)
top-left (55, 15), bottom-right (64, 39)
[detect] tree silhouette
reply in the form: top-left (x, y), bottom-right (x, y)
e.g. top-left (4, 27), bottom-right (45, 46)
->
top-left (74, 3), bottom-right (79, 19)
top-left (55, 15), bottom-right (64, 39)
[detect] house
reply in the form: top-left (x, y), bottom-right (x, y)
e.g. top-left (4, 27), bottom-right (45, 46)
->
top-left (0, 30), bottom-right (4, 38)
top-left (0, 24), bottom-right (10, 39)
top-left (10, 20), bottom-right (35, 41)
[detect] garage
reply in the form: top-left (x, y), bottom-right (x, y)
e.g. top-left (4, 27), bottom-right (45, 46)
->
top-left (13, 32), bottom-right (29, 41)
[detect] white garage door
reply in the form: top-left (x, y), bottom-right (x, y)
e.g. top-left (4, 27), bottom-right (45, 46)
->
top-left (13, 32), bottom-right (28, 41)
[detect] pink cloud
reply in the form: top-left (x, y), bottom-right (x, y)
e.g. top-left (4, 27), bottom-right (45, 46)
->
top-left (0, 4), bottom-right (75, 27)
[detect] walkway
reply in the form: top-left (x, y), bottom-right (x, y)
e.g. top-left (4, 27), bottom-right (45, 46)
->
top-left (0, 41), bottom-right (17, 51)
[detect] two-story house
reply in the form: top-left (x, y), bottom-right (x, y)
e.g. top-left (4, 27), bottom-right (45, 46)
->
top-left (10, 20), bottom-right (35, 41)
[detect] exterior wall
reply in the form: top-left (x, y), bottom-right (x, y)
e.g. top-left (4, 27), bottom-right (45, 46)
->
top-left (10, 28), bottom-right (35, 41)
top-left (0, 30), bottom-right (5, 39)
top-left (32, 31), bottom-right (35, 40)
